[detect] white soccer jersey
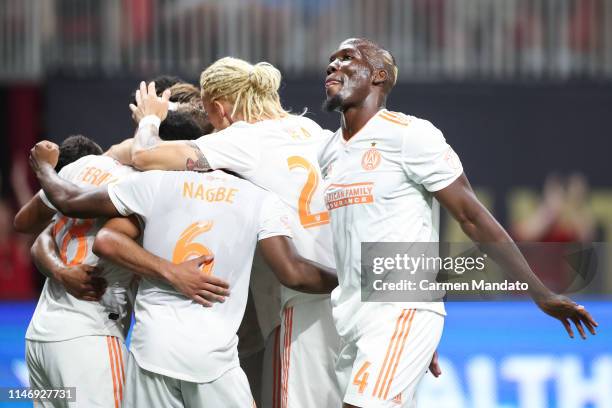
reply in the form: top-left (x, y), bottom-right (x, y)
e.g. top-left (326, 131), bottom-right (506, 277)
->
top-left (319, 110), bottom-right (463, 340)
top-left (107, 169), bottom-right (292, 382)
top-left (26, 155), bottom-right (137, 342)
top-left (194, 115), bottom-right (336, 307)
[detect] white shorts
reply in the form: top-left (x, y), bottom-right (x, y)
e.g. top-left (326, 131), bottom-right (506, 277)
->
top-left (336, 307), bottom-right (444, 408)
top-left (279, 297), bottom-right (342, 408)
top-left (123, 352), bottom-right (255, 408)
top-left (26, 335), bottom-right (127, 408)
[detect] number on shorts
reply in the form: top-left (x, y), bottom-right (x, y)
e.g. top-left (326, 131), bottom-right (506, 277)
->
top-left (54, 216), bottom-right (95, 266)
top-left (287, 156), bottom-right (330, 229)
top-left (172, 221), bottom-right (215, 275)
top-left (353, 361), bottom-right (372, 394)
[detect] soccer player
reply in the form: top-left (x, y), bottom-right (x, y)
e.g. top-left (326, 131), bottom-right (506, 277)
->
top-left (127, 59), bottom-right (343, 407)
top-left (19, 99), bottom-right (216, 407)
top-left (28, 137), bottom-right (338, 408)
top-left (320, 38), bottom-right (598, 408)
top-left (20, 135), bottom-right (137, 408)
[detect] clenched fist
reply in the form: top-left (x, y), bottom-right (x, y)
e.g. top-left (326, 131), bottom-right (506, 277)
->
top-left (29, 140), bottom-right (60, 173)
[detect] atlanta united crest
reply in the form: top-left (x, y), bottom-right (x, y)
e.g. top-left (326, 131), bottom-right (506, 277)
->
top-left (361, 142), bottom-right (382, 170)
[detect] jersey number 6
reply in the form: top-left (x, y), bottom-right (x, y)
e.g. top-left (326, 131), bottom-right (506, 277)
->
top-left (172, 221), bottom-right (215, 275)
top-left (287, 156), bottom-right (330, 229)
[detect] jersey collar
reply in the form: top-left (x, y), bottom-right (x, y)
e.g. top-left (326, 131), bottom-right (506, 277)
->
top-left (338, 109), bottom-right (387, 146)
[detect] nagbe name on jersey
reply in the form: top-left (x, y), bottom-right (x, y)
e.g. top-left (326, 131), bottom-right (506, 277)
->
top-left (182, 182), bottom-right (238, 203)
top-left (325, 182), bottom-right (374, 210)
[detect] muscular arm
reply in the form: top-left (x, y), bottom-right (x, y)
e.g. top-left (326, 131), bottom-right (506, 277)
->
top-left (435, 174), bottom-right (551, 299)
top-left (32, 163), bottom-right (119, 219)
top-left (31, 224), bottom-right (106, 301)
top-left (259, 235), bottom-right (338, 294)
top-left (105, 138), bottom-right (134, 166)
top-left (435, 174), bottom-right (597, 338)
top-left (14, 194), bottom-right (55, 234)
top-left (131, 138), bottom-right (211, 172)
top-left (93, 217), bottom-right (229, 307)
top-left (30, 223), bottom-right (63, 280)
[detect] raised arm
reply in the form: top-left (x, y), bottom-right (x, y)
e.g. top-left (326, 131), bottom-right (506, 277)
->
top-left (29, 141), bottom-right (119, 219)
top-left (93, 217), bottom-right (229, 307)
top-left (31, 223), bottom-right (107, 301)
top-left (130, 81), bottom-right (211, 172)
top-left (434, 173), bottom-right (598, 339)
top-left (259, 235), bottom-right (338, 294)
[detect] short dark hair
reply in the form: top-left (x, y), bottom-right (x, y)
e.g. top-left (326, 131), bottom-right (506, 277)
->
top-left (160, 106), bottom-right (212, 141)
top-left (57, 135), bottom-right (103, 171)
top-left (346, 38), bottom-right (398, 94)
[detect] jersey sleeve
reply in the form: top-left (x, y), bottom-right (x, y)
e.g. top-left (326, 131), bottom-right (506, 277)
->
top-left (107, 171), bottom-right (163, 219)
top-left (257, 193), bottom-right (293, 241)
top-left (401, 119), bottom-right (463, 192)
top-left (193, 124), bottom-right (260, 175)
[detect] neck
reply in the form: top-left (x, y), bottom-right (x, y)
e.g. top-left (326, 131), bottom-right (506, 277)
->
top-left (339, 92), bottom-right (385, 141)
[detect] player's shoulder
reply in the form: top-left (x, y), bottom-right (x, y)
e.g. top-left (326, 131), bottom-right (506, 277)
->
top-left (58, 154), bottom-right (99, 177)
top-left (208, 170), bottom-right (276, 201)
top-left (377, 111), bottom-right (444, 141)
top-left (286, 114), bottom-right (333, 140)
top-left (376, 110), bottom-right (414, 128)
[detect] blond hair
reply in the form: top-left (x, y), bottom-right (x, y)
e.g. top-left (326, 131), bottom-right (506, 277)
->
top-left (199, 57), bottom-right (289, 123)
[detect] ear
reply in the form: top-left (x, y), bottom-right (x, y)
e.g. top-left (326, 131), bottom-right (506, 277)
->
top-left (372, 69), bottom-right (388, 86)
top-left (213, 100), bottom-right (226, 117)
top-left (216, 100), bottom-right (235, 126)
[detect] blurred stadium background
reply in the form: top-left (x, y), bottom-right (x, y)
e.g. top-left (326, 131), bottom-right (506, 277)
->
top-left (0, 1), bottom-right (611, 407)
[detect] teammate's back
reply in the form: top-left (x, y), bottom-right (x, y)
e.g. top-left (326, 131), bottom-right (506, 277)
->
top-left (107, 169), bottom-right (291, 382)
top-left (28, 154), bottom-right (136, 342)
top-left (195, 114), bottom-right (335, 302)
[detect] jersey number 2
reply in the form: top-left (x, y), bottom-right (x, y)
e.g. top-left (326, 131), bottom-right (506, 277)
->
top-left (172, 221), bottom-right (215, 275)
top-left (287, 156), bottom-right (329, 229)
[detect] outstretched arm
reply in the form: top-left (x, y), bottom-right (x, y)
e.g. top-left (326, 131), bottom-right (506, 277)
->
top-left (259, 235), bottom-right (338, 294)
top-left (31, 223), bottom-right (107, 301)
top-left (93, 217), bottom-right (230, 307)
top-left (29, 141), bottom-right (119, 219)
top-left (435, 173), bottom-right (598, 339)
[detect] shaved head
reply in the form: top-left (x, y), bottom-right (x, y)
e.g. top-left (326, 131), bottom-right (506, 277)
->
top-left (342, 38), bottom-right (398, 94)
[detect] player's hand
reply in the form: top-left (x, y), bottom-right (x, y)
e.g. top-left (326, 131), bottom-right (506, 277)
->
top-left (167, 255), bottom-right (230, 307)
top-left (129, 102), bottom-right (146, 123)
top-left (536, 294), bottom-right (598, 339)
top-left (428, 351), bottom-right (442, 378)
top-left (29, 141), bottom-right (60, 172)
top-left (56, 264), bottom-right (107, 301)
top-left (134, 81), bottom-right (171, 122)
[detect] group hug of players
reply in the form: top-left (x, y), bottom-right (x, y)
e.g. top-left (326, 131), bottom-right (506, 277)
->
top-left (15, 38), bottom-right (597, 408)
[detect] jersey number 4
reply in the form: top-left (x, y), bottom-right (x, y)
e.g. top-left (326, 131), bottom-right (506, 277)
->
top-left (172, 221), bottom-right (215, 275)
top-left (287, 156), bottom-right (329, 229)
